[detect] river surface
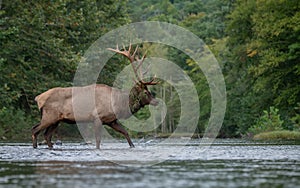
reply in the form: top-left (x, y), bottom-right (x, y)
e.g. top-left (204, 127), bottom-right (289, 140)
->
top-left (0, 139), bottom-right (299, 188)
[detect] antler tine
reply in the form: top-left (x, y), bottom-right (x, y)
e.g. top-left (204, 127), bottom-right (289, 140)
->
top-left (108, 43), bottom-right (142, 81)
top-left (107, 44), bottom-right (122, 55)
top-left (133, 53), bottom-right (146, 81)
top-left (142, 64), bottom-right (150, 76)
top-left (108, 44), bottom-right (133, 61)
top-left (140, 75), bottom-right (159, 85)
top-left (108, 43), bottom-right (157, 85)
top-left (129, 43), bottom-right (132, 51)
top-left (122, 43), bottom-right (129, 53)
top-left (135, 53), bottom-right (146, 74)
top-left (132, 45), bottom-right (139, 58)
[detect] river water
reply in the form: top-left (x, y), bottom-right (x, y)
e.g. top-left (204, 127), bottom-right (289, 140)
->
top-left (0, 139), bottom-right (299, 188)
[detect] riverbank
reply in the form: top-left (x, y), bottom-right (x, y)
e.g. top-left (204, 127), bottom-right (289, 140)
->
top-left (253, 130), bottom-right (300, 141)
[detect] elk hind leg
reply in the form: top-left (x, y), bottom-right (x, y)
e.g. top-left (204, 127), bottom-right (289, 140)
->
top-left (32, 123), bottom-right (41, 148)
top-left (44, 123), bottom-right (59, 149)
top-left (32, 111), bottom-right (59, 149)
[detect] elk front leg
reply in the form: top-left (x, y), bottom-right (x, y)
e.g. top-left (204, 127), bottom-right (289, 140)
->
top-left (110, 120), bottom-right (135, 148)
top-left (94, 118), bottom-right (102, 149)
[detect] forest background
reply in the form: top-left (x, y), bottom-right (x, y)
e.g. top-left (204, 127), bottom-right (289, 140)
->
top-left (1, 0), bottom-right (299, 141)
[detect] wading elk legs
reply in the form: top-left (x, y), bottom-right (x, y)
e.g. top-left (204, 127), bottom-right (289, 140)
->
top-left (94, 118), bottom-right (102, 149)
top-left (32, 123), bottom-right (41, 148)
top-left (43, 123), bottom-right (59, 149)
top-left (110, 120), bottom-right (135, 148)
top-left (32, 122), bottom-right (59, 149)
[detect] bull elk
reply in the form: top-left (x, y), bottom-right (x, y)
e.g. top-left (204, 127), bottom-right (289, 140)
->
top-left (32, 44), bottom-right (159, 149)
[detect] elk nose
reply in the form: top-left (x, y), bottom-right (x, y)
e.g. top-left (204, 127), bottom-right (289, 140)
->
top-left (150, 98), bottom-right (159, 106)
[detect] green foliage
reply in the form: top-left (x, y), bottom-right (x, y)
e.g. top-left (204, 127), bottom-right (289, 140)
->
top-left (1, 0), bottom-right (79, 112)
top-left (248, 0), bottom-right (300, 108)
top-left (291, 103), bottom-right (300, 131)
top-left (128, 0), bottom-right (229, 44)
top-left (248, 107), bottom-right (284, 135)
top-left (185, 58), bottom-right (211, 132)
top-left (128, 0), bottom-right (180, 23)
top-left (253, 130), bottom-right (300, 141)
top-left (0, 107), bottom-right (33, 140)
top-left (223, 0), bottom-right (300, 135)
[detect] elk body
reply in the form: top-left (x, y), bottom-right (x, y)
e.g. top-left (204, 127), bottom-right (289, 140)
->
top-left (32, 44), bottom-right (159, 149)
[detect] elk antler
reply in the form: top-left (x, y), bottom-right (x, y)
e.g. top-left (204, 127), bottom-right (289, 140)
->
top-left (108, 44), bottom-right (158, 85)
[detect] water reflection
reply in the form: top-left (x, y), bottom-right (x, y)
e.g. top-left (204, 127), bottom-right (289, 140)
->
top-left (1, 159), bottom-right (299, 188)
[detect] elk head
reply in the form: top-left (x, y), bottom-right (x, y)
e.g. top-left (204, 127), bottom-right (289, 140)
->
top-left (108, 44), bottom-right (159, 113)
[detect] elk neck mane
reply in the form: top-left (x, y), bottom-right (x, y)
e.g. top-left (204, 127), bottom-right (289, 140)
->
top-left (110, 85), bottom-right (144, 119)
top-left (128, 85), bottom-right (145, 114)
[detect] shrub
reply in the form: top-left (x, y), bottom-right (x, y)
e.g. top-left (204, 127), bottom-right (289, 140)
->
top-left (0, 107), bottom-right (33, 141)
top-left (253, 130), bottom-right (300, 140)
top-left (291, 103), bottom-right (300, 131)
top-left (248, 106), bottom-right (284, 135)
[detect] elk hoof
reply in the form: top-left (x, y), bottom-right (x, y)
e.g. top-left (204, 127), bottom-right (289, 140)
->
top-left (48, 146), bottom-right (54, 150)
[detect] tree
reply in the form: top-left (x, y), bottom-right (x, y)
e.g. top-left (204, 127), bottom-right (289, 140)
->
top-left (127, 0), bottom-right (230, 135)
top-left (223, 0), bottom-right (300, 134)
top-left (0, 0), bottom-right (129, 140)
top-left (248, 0), bottom-right (300, 116)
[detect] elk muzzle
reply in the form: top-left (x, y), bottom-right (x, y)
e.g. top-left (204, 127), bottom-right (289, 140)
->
top-left (150, 98), bottom-right (159, 106)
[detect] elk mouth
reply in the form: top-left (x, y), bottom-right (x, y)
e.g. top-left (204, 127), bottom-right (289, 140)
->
top-left (150, 98), bottom-right (159, 106)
